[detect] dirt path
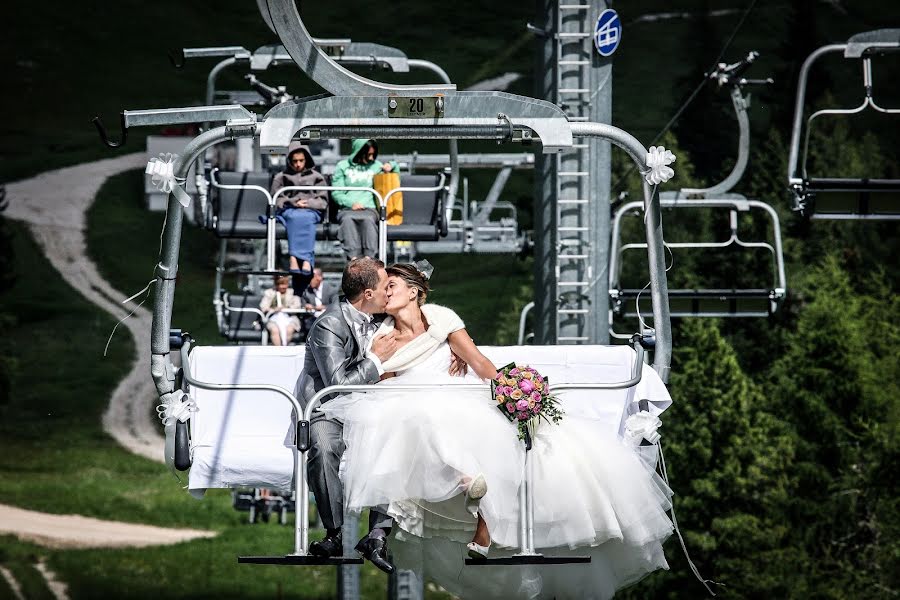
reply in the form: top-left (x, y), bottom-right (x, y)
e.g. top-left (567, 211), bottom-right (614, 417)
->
top-left (0, 504), bottom-right (215, 549)
top-left (5, 153), bottom-right (164, 463)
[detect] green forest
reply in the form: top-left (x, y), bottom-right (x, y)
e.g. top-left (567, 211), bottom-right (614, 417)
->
top-left (1, 0), bottom-right (898, 598)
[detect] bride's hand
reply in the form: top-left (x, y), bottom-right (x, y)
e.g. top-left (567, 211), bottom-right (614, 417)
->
top-left (449, 351), bottom-right (468, 377)
top-left (379, 372), bottom-right (396, 381)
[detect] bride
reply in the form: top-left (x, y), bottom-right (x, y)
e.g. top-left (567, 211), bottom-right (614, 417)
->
top-left (319, 263), bottom-right (674, 599)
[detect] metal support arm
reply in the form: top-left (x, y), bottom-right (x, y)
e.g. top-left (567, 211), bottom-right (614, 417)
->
top-left (263, 0), bottom-right (453, 96)
top-left (570, 122), bottom-right (672, 382)
top-left (150, 126), bottom-right (257, 402)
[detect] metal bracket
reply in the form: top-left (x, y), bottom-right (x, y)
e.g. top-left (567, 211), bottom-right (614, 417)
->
top-left (258, 93), bottom-right (572, 152)
top-left (263, 0), bottom-right (453, 96)
top-left (845, 29), bottom-right (900, 58)
top-left (250, 42), bottom-right (411, 73)
top-left (172, 46), bottom-right (252, 68)
top-left (92, 105), bottom-right (257, 147)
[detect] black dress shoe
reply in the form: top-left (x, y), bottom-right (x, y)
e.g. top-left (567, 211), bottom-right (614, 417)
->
top-left (354, 536), bottom-right (394, 574)
top-left (309, 532), bottom-right (342, 558)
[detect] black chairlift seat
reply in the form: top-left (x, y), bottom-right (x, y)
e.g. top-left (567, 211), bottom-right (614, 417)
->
top-left (211, 171), bottom-right (448, 242)
top-left (238, 555), bottom-right (363, 566)
top-left (614, 288), bottom-right (781, 318)
top-left (385, 173), bottom-right (448, 242)
top-left (221, 292), bottom-right (305, 344)
top-left (802, 177), bottom-right (900, 219)
top-left (221, 292), bottom-right (264, 342)
top-left (211, 171), bottom-right (338, 241)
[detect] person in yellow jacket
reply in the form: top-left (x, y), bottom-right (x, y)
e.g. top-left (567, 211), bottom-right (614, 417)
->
top-left (332, 139), bottom-right (398, 260)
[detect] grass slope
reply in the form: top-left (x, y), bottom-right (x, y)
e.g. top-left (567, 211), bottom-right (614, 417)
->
top-left (85, 169), bottom-right (221, 346)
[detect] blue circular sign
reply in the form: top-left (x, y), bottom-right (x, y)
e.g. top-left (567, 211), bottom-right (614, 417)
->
top-left (594, 9), bottom-right (622, 57)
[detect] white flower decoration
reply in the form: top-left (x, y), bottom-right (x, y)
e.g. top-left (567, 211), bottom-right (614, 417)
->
top-left (156, 390), bottom-right (198, 426)
top-left (623, 411), bottom-right (662, 446)
top-left (644, 146), bottom-right (676, 185)
top-left (146, 152), bottom-right (192, 207)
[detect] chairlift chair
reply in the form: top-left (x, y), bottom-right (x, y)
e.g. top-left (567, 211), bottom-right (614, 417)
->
top-left (608, 52), bottom-right (787, 336)
top-left (610, 195), bottom-right (786, 321)
top-left (787, 29), bottom-right (900, 219)
top-left (233, 488), bottom-right (297, 525)
top-left (170, 39), bottom-right (463, 229)
top-left (173, 333), bottom-right (663, 568)
top-left (93, 0), bottom-right (676, 571)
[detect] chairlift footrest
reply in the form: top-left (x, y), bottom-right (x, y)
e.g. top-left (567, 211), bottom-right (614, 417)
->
top-left (465, 555), bottom-right (591, 565)
top-left (238, 555), bottom-right (364, 565)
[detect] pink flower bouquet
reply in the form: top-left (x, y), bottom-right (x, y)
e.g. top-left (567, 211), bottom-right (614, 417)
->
top-left (491, 363), bottom-right (563, 442)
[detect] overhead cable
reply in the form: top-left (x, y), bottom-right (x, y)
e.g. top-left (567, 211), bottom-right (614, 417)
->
top-left (611, 0), bottom-right (759, 194)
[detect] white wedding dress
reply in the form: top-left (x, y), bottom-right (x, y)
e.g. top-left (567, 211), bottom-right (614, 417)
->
top-left (320, 341), bottom-right (673, 599)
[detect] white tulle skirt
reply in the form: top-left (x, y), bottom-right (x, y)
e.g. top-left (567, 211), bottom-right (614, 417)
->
top-left (319, 345), bottom-right (673, 599)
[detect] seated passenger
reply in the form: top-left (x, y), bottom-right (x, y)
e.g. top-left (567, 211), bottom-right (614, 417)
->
top-left (271, 142), bottom-right (328, 276)
top-left (331, 139), bottom-right (398, 261)
top-left (259, 275), bottom-right (303, 346)
top-left (300, 268), bottom-right (339, 333)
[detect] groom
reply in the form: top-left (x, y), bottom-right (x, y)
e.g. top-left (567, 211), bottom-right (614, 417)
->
top-left (295, 257), bottom-right (400, 573)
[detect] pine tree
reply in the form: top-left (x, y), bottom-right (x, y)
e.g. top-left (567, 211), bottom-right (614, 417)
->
top-left (766, 255), bottom-right (899, 596)
top-left (624, 319), bottom-right (799, 598)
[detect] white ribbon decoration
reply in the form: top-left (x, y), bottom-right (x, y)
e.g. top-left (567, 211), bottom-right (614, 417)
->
top-left (156, 390), bottom-right (198, 426)
top-left (624, 411), bottom-right (662, 446)
top-left (146, 153), bottom-right (192, 208)
top-left (644, 146), bottom-right (676, 185)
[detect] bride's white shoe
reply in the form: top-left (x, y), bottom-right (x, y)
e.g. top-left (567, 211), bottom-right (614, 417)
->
top-left (466, 540), bottom-right (491, 560)
top-left (464, 473), bottom-right (488, 517)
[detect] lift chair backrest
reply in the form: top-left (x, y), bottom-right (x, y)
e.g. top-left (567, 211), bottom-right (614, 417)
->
top-left (186, 344), bottom-right (671, 493)
top-left (387, 173), bottom-right (445, 241)
top-left (214, 172), bottom-right (273, 239)
top-left (222, 293), bottom-right (264, 343)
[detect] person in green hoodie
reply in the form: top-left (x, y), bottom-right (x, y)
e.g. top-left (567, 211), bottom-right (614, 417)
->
top-left (331, 139), bottom-right (398, 260)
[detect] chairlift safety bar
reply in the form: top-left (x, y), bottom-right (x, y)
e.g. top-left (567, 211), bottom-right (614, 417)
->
top-left (609, 198), bottom-right (787, 319)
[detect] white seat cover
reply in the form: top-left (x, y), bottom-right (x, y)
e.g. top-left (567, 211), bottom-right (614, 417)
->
top-left (187, 344), bottom-right (671, 493)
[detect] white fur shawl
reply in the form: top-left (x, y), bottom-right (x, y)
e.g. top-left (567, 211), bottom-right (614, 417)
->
top-left (376, 304), bottom-right (465, 372)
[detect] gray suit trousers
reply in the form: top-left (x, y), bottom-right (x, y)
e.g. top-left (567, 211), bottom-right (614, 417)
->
top-left (309, 415), bottom-right (393, 533)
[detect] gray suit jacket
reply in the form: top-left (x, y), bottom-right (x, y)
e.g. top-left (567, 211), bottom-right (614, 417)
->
top-left (295, 300), bottom-right (381, 411)
top-left (300, 280), bottom-right (339, 310)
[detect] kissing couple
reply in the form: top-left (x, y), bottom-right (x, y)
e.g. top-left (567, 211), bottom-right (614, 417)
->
top-left (295, 257), bottom-right (674, 599)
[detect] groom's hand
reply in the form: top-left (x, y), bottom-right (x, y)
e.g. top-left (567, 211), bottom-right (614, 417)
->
top-left (371, 332), bottom-right (400, 362)
top-left (449, 351), bottom-right (468, 377)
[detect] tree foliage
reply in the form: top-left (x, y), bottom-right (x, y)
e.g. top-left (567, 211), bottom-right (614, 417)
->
top-left (765, 256), bottom-right (899, 597)
top-left (623, 319), bottom-right (798, 599)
